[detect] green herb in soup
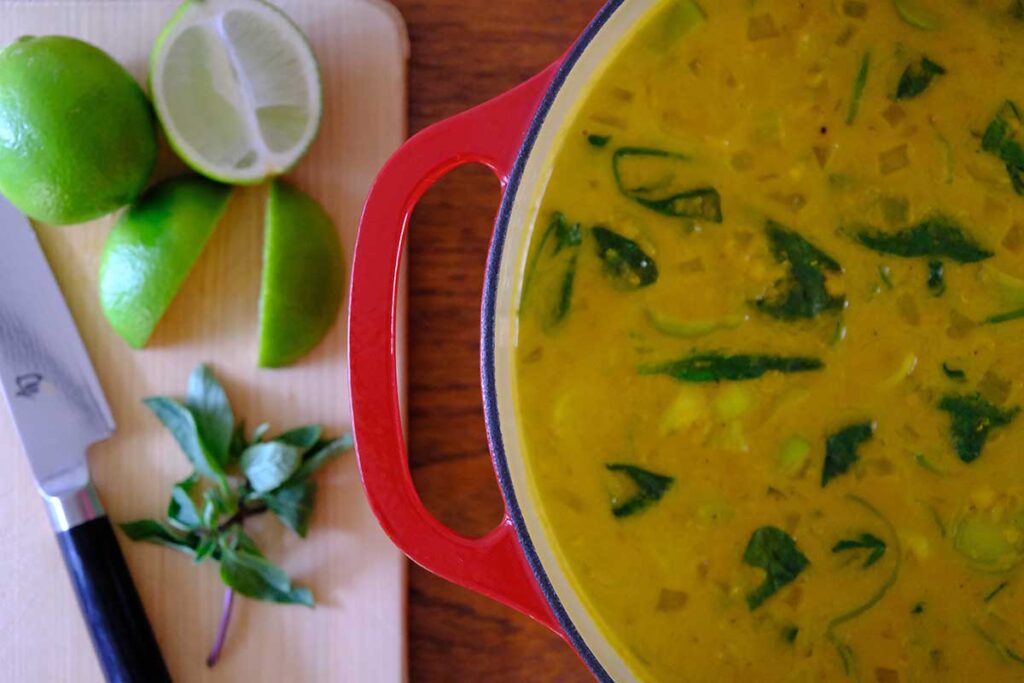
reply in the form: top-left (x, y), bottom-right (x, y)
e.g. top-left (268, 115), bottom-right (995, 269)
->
top-left (755, 220), bottom-right (846, 321)
top-left (895, 56), bottom-right (946, 100)
top-left (591, 226), bottom-right (659, 289)
top-left (846, 51), bottom-right (871, 125)
top-left (938, 393), bottom-right (1020, 463)
top-left (641, 352), bottom-right (824, 383)
top-left (822, 421), bottom-right (875, 487)
top-left (850, 215), bottom-right (993, 263)
top-left (981, 100), bottom-right (1024, 195)
top-left (742, 526), bottom-right (810, 610)
top-left (832, 533), bottom-right (887, 568)
top-left (520, 212), bottom-right (583, 330)
top-left (612, 147), bottom-right (723, 222)
top-left (606, 463), bottom-right (675, 518)
top-left (514, 1), bottom-right (1024, 680)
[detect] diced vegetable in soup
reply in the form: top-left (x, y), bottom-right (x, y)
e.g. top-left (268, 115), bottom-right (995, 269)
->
top-left (514, 1), bottom-right (1024, 680)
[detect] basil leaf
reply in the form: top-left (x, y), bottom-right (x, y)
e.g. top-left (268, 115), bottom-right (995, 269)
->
top-left (743, 527), bottom-right (809, 610)
top-left (241, 442), bottom-right (302, 492)
top-left (592, 226), bottom-right (659, 289)
top-left (938, 393), bottom-right (1020, 463)
top-left (850, 214), bottom-right (993, 263)
top-left (229, 419), bottom-right (249, 461)
top-left (275, 424), bottom-right (322, 450)
top-left (613, 147), bottom-right (723, 222)
top-left (251, 422), bottom-right (271, 443)
top-left (942, 363), bottom-right (967, 382)
top-left (193, 536), bottom-right (218, 563)
top-left (233, 528), bottom-right (264, 558)
top-left (832, 532), bottom-right (887, 568)
top-left (262, 480), bottom-right (317, 537)
top-left (219, 546), bottom-right (314, 607)
top-left (756, 221), bottom-right (845, 321)
top-left (606, 464), bottom-right (674, 518)
top-left (167, 474), bottom-right (201, 531)
top-left (521, 213), bottom-right (584, 330)
top-left (981, 100), bottom-right (1024, 196)
top-left (120, 519), bottom-right (199, 557)
top-left (144, 397), bottom-right (225, 482)
top-left (822, 421), bottom-right (875, 487)
top-left (895, 56), bottom-right (945, 100)
top-left (293, 434), bottom-right (352, 481)
top-left (202, 488), bottom-right (229, 528)
top-left (641, 352), bottom-right (823, 383)
top-left (185, 364), bottom-right (234, 466)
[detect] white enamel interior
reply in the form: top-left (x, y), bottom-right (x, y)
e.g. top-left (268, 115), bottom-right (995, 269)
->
top-left (490, 0), bottom-right (662, 680)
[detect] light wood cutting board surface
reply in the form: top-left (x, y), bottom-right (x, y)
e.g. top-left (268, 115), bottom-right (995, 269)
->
top-left (0, 1), bottom-right (408, 680)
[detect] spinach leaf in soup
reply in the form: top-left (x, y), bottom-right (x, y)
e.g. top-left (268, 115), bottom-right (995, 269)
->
top-left (981, 100), bottom-right (1024, 196)
top-left (743, 527), bottom-right (810, 610)
top-left (592, 226), bottom-right (659, 289)
top-left (832, 533), bottom-right (887, 568)
top-left (938, 393), bottom-right (1020, 463)
top-left (520, 212), bottom-right (583, 330)
top-left (896, 56), bottom-right (946, 101)
top-left (606, 464), bottom-right (674, 518)
top-left (641, 352), bottom-right (823, 383)
top-left (612, 147), bottom-right (723, 222)
top-left (822, 421), bottom-right (875, 487)
top-left (850, 214), bottom-right (994, 263)
top-left (755, 221), bottom-right (846, 321)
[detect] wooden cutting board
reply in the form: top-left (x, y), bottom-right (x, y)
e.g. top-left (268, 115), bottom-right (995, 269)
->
top-left (0, 1), bottom-right (408, 681)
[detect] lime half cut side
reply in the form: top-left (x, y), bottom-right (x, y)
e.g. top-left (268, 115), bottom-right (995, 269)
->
top-left (150, 0), bottom-right (322, 184)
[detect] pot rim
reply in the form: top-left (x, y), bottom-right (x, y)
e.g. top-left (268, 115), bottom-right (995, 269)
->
top-left (480, 0), bottom-right (628, 680)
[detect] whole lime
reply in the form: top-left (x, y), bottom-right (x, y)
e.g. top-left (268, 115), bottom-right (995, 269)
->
top-left (0, 36), bottom-right (157, 224)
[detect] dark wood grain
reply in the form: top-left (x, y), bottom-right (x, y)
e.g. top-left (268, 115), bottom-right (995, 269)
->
top-left (388, 0), bottom-right (604, 680)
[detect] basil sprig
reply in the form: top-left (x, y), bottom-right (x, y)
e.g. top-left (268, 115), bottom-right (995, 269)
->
top-left (121, 364), bottom-right (351, 665)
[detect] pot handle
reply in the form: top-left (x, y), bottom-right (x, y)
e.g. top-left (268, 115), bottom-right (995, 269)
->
top-left (349, 64), bottom-right (561, 631)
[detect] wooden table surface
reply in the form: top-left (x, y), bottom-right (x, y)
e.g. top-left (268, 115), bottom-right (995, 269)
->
top-left (388, 0), bottom-right (604, 680)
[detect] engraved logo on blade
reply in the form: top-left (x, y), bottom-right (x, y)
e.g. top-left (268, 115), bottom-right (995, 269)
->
top-left (15, 373), bottom-right (43, 399)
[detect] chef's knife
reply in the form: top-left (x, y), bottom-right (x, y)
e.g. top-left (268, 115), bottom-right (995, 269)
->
top-left (0, 196), bottom-right (170, 682)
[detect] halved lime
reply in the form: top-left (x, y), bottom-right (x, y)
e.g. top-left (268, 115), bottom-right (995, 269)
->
top-left (100, 176), bottom-right (232, 348)
top-left (150, 0), bottom-right (322, 184)
top-left (258, 180), bottom-right (344, 368)
top-left (0, 36), bottom-right (156, 225)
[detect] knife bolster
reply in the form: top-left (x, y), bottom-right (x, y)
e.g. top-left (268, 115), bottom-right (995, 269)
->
top-left (46, 481), bottom-right (104, 531)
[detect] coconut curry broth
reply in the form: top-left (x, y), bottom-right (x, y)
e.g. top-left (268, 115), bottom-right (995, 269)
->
top-left (514, 0), bottom-right (1024, 680)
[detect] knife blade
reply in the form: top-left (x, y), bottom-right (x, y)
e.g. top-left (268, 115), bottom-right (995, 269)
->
top-left (0, 195), bottom-right (114, 510)
top-left (0, 195), bottom-right (170, 683)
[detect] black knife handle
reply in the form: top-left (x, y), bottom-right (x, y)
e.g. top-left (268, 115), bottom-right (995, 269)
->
top-left (56, 516), bottom-right (172, 683)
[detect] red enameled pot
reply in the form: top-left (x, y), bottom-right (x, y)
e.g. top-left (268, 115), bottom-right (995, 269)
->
top-left (348, 2), bottom-right (658, 679)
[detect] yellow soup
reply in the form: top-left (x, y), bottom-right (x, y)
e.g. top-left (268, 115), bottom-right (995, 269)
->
top-left (515, 1), bottom-right (1024, 680)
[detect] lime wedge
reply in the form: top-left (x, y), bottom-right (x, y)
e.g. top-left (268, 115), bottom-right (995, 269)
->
top-left (258, 180), bottom-right (344, 368)
top-left (150, 0), bottom-right (322, 184)
top-left (100, 176), bottom-right (232, 348)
